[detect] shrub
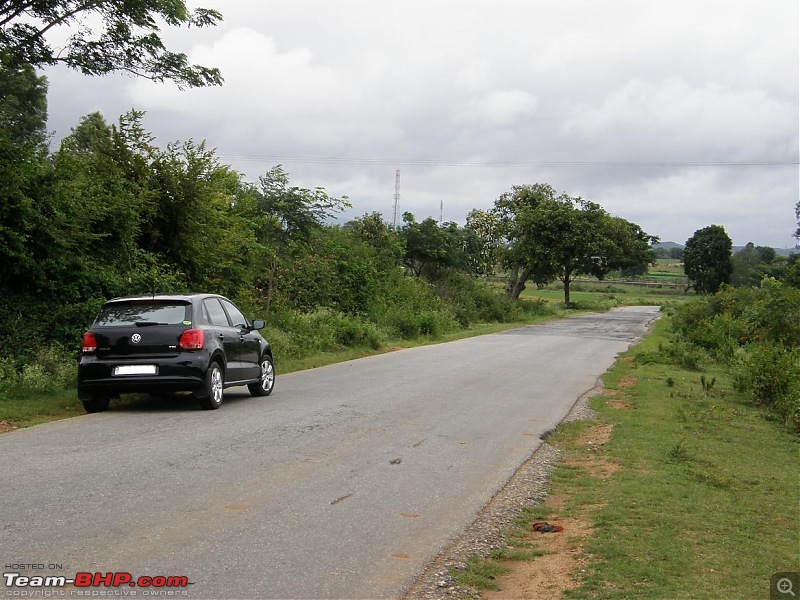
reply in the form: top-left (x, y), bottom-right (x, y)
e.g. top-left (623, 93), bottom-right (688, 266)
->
top-left (672, 282), bottom-right (800, 429)
top-left (738, 344), bottom-right (800, 410)
top-left (665, 341), bottom-right (703, 370)
top-left (0, 345), bottom-right (76, 397)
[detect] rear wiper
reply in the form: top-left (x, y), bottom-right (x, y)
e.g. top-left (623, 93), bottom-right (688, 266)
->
top-left (134, 322), bottom-right (165, 327)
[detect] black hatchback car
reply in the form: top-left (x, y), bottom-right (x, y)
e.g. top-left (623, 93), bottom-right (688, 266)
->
top-left (78, 294), bottom-right (274, 413)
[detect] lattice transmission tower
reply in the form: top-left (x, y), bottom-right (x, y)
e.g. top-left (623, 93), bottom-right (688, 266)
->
top-left (392, 169), bottom-right (400, 230)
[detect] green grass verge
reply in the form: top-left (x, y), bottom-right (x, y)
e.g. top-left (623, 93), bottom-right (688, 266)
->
top-left (564, 318), bottom-right (799, 599)
top-left (459, 315), bottom-right (798, 598)
top-left (0, 388), bottom-right (85, 430)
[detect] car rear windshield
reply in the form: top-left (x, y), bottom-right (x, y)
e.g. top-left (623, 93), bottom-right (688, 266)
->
top-left (95, 301), bottom-right (191, 327)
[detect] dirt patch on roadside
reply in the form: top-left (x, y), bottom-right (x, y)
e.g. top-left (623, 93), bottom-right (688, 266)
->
top-left (607, 399), bottom-right (634, 410)
top-left (576, 423), bottom-right (613, 449)
top-left (483, 511), bottom-right (592, 600)
top-left (0, 420), bottom-right (18, 434)
top-left (482, 423), bottom-right (620, 599)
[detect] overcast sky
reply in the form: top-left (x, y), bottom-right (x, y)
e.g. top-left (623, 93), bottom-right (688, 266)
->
top-left (43, 0), bottom-right (799, 248)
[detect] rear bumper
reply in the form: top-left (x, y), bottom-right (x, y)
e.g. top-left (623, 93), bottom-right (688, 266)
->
top-left (78, 354), bottom-right (209, 400)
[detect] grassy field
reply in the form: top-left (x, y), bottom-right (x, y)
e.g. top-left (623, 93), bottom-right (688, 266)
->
top-left (521, 280), bottom-right (696, 309)
top-left (455, 315), bottom-right (799, 599)
top-left (649, 258), bottom-right (687, 284)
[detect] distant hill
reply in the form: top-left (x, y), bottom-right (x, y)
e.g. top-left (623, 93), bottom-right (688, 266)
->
top-left (652, 241), bottom-right (684, 251)
top-left (652, 242), bottom-right (796, 257)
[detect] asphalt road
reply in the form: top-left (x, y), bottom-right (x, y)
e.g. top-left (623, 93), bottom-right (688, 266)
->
top-left (0, 306), bottom-right (660, 599)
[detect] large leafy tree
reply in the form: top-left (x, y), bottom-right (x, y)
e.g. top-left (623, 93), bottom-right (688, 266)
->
top-left (145, 139), bottom-right (259, 296)
top-left (492, 183), bottom-right (561, 299)
top-left (605, 218), bottom-right (659, 278)
top-left (683, 225), bottom-right (733, 294)
top-left (0, 60), bottom-right (49, 287)
top-left (344, 212), bottom-right (403, 268)
top-left (464, 208), bottom-right (501, 278)
top-left (232, 165), bottom-right (351, 313)
top-left (0, 0), bottom-right (223, 88)
top-left (398, 212), bottom-right (476, 280)
top-left (493, 184), bottom-right (656, 303)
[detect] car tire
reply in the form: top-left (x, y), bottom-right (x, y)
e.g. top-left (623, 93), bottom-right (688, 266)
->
top-left (82, 397), bottom-right (110, 413)
top-left (198, 361), bottom-right (224, 410)
top-left (248, 355), bottom-right (275, 397)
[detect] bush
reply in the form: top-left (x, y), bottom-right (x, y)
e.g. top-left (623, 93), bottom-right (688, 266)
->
top-left (738, 344), bottom-right (800, 412)
top-left (665, 341), bottom-right (703, 370)
top-left (672, 281), bottom-right (800, 428)
top-left (0, 345), bottom-right (76, 398)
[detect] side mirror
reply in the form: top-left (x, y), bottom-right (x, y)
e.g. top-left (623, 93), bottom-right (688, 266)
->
top-left (251, 319), bottom-right (265, 330)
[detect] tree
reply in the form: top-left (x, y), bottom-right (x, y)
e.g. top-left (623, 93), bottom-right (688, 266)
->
top-left (731, 243), bottom-right (782, 287)
top-left (232, 165), bottom-right (351, 313)
top-left (344, 212), bottom-right (403, 267)
top-left (0, 1), bottom-right (223, 88)
top-left (795, 200), bottom-right (799, 246)
top-left (398, 213), bottom-right (476, 280)
top-left (464, 208), bottom-right (501, 277)
top-left (0, 60), bottom-right (49, 287)
top-left (492, 183), bottom-right (562, 299)
top-left (606, 218), bottom-right (658, 278)
top-left (492, 184), bottom-right (656, 303)
top-left (145, 139), bottom-right (260, 296)
top-left (683, 225), bottom-right (733, 294)
top-left (669, 247), bottom-right (684, 260)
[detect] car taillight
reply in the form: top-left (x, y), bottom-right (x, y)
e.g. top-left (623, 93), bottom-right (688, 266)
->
top-left (179, 328), bottom-right (204, 350)
top-left (82, 331), bottom-right (97, 353)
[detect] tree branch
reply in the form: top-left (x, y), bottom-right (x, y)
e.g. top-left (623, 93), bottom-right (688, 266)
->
top-left (0, 2), bottom-right (38, 28)
top-left (8, 0), bottom-right (107, 56)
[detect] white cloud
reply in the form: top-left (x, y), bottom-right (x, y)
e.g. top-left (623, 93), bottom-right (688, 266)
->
top-left (42, 0), bottom-right (798, 248)
top-left (561, 77), bottom-right (796, 162)
top-left (453, 89), bottom-right (539, 127)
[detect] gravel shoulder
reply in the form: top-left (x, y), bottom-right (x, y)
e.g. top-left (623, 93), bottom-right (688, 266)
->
top-left (405, 384), bottom-right (601, 600)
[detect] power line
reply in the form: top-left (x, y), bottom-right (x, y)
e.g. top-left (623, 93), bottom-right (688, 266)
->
top-left (217, 154), bottom-right (798, 168)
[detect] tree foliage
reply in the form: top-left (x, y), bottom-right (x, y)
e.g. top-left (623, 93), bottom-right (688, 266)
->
top-left (491, 184), bottom-right (657, 303)
top-left (731, 243), bottom-right (783, 288)
top-left (398, 213), bottom-right (478, 280)
top-left (795, 200), bottom-right (799, 245)
top-left (683, 225), bottom-right (733, 294)
top-left (0, 60), bottom-right (49, 287)
top-left (0, 0), bottom-right (223, 88)
top-left (464, 208), bottom-right (501, 277)
top-left (231, 165), bottom-right (351, 313)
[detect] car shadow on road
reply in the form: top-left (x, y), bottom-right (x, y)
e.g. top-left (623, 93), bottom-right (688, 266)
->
top-left (108, 389), bottom-right (255, 413)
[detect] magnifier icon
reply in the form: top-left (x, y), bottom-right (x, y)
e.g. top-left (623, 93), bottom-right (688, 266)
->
top-left (778, 578), bottom-right (796, 596)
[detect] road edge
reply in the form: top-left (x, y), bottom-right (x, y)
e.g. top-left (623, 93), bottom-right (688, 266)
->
top-left (403, 383), bottom-right (603, 600)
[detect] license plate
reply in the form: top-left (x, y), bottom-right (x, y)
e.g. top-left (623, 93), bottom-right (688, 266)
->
top-left (114, 365), bottom-right (157, 376)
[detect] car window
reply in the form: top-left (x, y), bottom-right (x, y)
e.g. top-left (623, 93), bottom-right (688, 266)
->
top-left (203, 298), bottom-right (231, 327)
top-left (95, 302), bottom-right (190, 326)
top-left (221, 299), bottom-right (248, 330)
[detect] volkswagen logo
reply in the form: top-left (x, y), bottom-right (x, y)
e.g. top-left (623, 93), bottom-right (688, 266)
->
top-left (131, 333), bottom-right (142, 344)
